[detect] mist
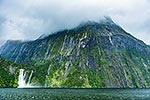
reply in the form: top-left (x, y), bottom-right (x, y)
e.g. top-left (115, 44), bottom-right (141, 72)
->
top-left (0, 0), bottom-right (150, 46)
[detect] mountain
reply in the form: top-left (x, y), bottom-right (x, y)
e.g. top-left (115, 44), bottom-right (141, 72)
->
top-left (0, 57), bottom-right (21, 87)
top-left (1, 17), bottom-right (150, 88)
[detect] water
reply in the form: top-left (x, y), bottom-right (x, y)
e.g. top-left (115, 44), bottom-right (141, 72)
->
top-left (18, 69), bottom-right (33, 88)
top-left (0, 88), bottom-right (150, 100)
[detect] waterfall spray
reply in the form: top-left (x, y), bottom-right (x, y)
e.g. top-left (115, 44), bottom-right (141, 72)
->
top-left (18, 69), bottom-right (33, 88)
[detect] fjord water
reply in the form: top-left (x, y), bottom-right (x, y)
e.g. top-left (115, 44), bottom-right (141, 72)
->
top-left (0, 88), bottom-right (150, 100)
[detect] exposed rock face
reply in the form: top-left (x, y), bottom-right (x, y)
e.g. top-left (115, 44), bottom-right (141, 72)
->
top-left (1, 17), bottom-right (150, 88)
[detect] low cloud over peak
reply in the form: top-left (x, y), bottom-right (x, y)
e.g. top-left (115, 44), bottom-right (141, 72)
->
top-left (0, 0), bottom-right (150, 45)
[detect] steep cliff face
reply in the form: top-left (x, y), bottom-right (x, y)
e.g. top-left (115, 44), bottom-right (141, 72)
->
top-left (1, 17), bottom-right (150, 88)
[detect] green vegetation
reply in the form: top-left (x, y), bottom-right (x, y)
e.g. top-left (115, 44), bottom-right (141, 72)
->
top-left (1, 18), bottom-right (150, 88)
top-left (0, 57), bottom-right (21, 87)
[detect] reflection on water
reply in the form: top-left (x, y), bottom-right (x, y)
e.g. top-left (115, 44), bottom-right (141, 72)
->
top-left (0, 88), bottom-right (150, 100)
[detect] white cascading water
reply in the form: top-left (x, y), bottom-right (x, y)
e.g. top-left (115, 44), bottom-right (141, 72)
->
top-left (27, 70), bottom-right (33, 85)
top-left (18, 69), bottom-right (33, 88)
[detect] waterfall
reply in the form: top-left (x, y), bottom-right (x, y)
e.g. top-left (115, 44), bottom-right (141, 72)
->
top-left (18, 69), bottom-right (26, 88)
top-left (108, 32), bottom-right (114, 46)
top-left (18, 69), bottom-right (33, 88)
top-left (27, 70), bottom-right (33, 85)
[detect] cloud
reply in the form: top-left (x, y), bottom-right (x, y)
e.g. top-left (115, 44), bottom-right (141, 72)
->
top-left (0, 0), bottom-right (150, 45)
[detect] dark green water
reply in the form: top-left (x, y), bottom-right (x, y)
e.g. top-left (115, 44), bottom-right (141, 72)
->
top-left (0, 88), bottom-right (150, 100)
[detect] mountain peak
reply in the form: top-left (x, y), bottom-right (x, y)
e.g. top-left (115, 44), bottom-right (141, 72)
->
top-left (77, 16), bottom-right (116, 29)
top-left (77, 21), bottom-right (98, 28)
top-left (99, 16), bottom-right (115, 25)
top-left (1, 16), bottom-right (150, 88)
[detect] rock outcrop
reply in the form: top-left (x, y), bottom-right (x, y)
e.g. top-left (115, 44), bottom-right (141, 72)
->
top-left (1, 17), bottom-right (150, 88)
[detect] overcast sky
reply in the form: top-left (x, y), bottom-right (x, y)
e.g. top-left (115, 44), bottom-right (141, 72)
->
top-left (0, 0), bottom-right (150, 46)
